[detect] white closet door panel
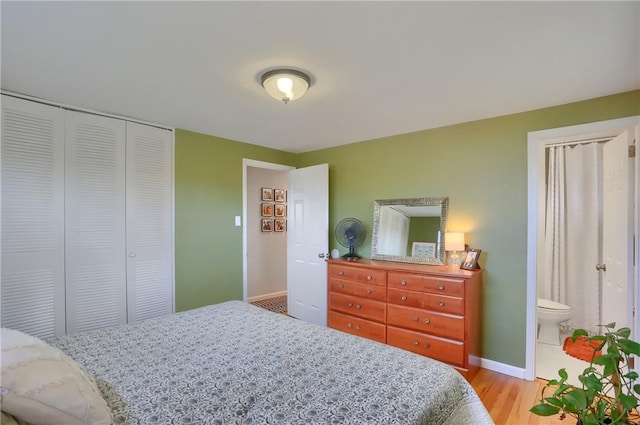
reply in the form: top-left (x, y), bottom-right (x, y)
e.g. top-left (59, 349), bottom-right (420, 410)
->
top-left (1, 96), bottom-right (65, 338)
top-left (65, 111), bottom-right (127, 333)
top-left (126, 122), bottom-right (173, 322)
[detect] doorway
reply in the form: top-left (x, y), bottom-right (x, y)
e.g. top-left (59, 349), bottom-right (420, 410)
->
top-left (525, 116), bottom-right (639, 381)
top-left (242, 159), bottom-right (294, 303)
top-left (242, 159), bottom-right (330, 326)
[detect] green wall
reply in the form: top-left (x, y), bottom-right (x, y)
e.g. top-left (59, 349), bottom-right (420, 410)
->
top-left (174, 130), bottom-right (295, 311)
top-left (296, 90), bottom-right (639, 368)
top-left (175, 90), bottom-right (639, 369)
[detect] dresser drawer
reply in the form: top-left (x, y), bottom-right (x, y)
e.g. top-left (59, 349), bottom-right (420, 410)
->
top-left (387, 272), bottom-right (423, 290)
top-left (421, 293), bottom-right (464, 315)
top-left (387, 304), bottom-right (464, 340)
top-left (328, 264), bottom-right (386, 287)
top-left (328, 264), bottom-right (358, 281)
top-left (387, 326), bottom-right (464, 367)
top-left (422, 276), bottom-right (464, 297)
top-left (353, 268), bottom-right (386, 286)
top-left (387, 288), bottom-right (464, 315)
top-left (328, 311), bottom-right (386, 343)
top-left (329, 292), bottom-right (386, 322)
top-left (388, 272), bottom-right (464, 297)
top-left (329, 279), bottom-right (386, 302)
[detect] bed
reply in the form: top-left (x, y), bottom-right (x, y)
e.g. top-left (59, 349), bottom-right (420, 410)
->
top-left (2, 301), bottom-right (493, 425)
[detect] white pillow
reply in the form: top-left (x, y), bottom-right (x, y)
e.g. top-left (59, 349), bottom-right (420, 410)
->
top-left (1, 411), bottom-right (31, 425)
top-left (0, 328), bottom-right (112, 425)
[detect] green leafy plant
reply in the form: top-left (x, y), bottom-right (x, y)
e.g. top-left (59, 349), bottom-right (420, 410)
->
top-left (530, 323), bottom-right (640, 424)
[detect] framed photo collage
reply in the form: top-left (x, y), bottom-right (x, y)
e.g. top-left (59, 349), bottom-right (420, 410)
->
top-left (260, 187), bottom-right (286, 232)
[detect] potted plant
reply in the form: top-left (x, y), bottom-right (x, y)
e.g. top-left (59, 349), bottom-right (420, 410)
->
top-left (530, 323), bottom-right (640, 424)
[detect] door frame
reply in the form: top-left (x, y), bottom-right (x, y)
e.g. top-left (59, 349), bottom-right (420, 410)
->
top-left (242, 159), bottom-right (295, 302)
top-left (525, 115), bottom-right (639, 380)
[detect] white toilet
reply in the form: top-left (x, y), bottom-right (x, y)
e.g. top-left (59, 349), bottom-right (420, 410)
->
top-left (537, 298), bottom-right (572, 345)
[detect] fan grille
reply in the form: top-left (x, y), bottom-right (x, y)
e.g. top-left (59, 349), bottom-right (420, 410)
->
top-left (335, 218), bottom-right (366, 261)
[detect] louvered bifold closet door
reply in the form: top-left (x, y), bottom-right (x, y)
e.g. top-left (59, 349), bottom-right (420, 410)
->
top-left (1, 96), bottom-right (66, 338)
top-left (125, 122), bottom-right (174, 322)
top-left (65, 111), bottom-right (127, 333)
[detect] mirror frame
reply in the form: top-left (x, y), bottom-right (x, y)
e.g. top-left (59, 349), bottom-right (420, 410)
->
top-left (371, 197), bottom-right (449, 265)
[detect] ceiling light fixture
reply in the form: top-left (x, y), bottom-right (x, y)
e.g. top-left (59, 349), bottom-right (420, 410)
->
top-left (261, 69), bottom-right (311, 104)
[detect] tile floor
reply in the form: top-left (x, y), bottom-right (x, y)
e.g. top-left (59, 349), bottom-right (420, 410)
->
top-left (536, 339), bottom-right (591, 387)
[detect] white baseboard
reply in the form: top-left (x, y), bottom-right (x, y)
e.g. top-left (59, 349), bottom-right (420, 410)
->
top-left (480, 357), bottom-right (528, 380)
top-left (247, 290), bottom-right (287, 303)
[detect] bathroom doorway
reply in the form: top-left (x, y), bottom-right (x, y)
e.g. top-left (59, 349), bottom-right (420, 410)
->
top-left (525, 116), bottom-right (639, 382)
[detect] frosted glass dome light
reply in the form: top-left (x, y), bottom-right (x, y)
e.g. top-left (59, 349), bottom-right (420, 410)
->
top-left (261, 69), bottom-right (311, 104)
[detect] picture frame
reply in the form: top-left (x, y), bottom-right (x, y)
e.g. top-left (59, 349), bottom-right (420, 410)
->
top-left (261, 187), bottom-right (273, 202)
top-left (411, 241), bottom-right (436, 258)
top-left (261, 219), bottom-right (273, 232)
top-left (274, 188), bottom-right (286, 203)
top-left (261, 203), bottom-right (273, 217)
top-left (460, 248), bottom-right (482, 270)
top-left (274, 218), bottom-right (286, 232)
top-left (274, 204), bottom-right (286, 217)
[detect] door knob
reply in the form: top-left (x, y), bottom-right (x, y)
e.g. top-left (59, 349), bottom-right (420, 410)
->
top-left (318, 252), bottom-right (329, 258)
top-left (596, 264), bottom-right (607, 271)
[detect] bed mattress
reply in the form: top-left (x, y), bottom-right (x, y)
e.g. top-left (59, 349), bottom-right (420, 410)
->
top-left (47, 301), bottom-right (493, 424)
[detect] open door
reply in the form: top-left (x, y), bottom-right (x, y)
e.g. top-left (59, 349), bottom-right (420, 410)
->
top-left (601, 129), bottom-right (634, 328)
top-left (287, 164), bottom-right (329, 326)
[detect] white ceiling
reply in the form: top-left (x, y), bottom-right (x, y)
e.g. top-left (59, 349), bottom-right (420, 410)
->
top-left (2, 1), bottom-right (638, 153)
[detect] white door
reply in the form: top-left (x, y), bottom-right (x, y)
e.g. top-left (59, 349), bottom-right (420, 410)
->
top-left (601, 129), bottom-right (634, 328)
top-left (287, 164), bottom-right (329, 326)
top-left (1, 96), bottom-right (66, 338)
top-left (125, 122), bottom-right (174, 322)
top-left (65, 110), bottom-right (127, 333)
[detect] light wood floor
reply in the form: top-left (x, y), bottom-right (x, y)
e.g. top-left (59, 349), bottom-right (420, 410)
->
top-left (471, 368), bottom-right (565, 425)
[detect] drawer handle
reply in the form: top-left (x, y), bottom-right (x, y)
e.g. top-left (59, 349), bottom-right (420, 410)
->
top-left (438, 284), bottom-right (445, 291)
top-left (439, 301), bottom-right (445, 307)
top-left (424, 343), bottom-right (430, 349)
top-left (355, 325), bottom-right (361, 330)
top-left (347, 323), bottom-right (352, 328)
top-left (367, 275), bottom-right (373, 281)
top-left (412, 316), bottom-right (419, 322)
top-left (348, 303), bottom-right (353, 307)
top-left (338, 271), bottom-right (344, 276)
top-left (339, 284), bottom-right (344, 289)
top-left (413, 340), bottom-right (419, 346)
top-left (401, 295), bottom-right (407, 301)
top-left (356, 304), bottom-right (361, 309)
top-left (401, 280), bottom-right (407, 286)
top-left (424, 318), bottom-right (430, 324)
top-left (367, 289), bottom-right (372, 295)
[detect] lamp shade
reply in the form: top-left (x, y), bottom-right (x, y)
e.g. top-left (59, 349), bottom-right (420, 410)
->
top-left (444, 232), bottom-right (465, 251)
top-left (261, 69), bottom-right (310, 104)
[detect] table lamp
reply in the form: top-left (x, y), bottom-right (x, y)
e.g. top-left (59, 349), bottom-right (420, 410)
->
top-left (445, 232), bottom-right (465, 267)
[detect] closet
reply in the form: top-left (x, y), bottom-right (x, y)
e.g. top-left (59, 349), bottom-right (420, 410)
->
top-left (1, 95), bottom-right (174, 339)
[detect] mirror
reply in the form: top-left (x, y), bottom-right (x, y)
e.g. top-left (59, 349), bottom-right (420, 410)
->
top-left (371, 197), bottom-right (448, 265)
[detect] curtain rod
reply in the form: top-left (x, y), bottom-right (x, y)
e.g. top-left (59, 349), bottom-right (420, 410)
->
top-left (545, 136), bottom-right (613, 148)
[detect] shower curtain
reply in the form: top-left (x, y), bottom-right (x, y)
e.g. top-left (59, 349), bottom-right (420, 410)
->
top-left (541, 142), bottom-right (603, 334)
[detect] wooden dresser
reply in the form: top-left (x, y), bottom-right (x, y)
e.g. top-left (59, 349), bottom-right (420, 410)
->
top-left (327, 258), bottom-right (483, 380)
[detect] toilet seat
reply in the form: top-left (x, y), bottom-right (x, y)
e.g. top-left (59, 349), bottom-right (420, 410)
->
top-left (537, 298), bottom-right (570, 311)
